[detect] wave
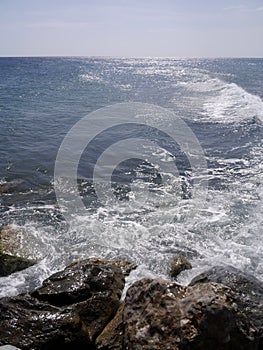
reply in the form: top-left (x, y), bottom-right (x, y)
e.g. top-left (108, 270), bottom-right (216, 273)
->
top-left (202, 81), bottom-right (263, 123)
top-left (175, 76), bottom-right (263, 124)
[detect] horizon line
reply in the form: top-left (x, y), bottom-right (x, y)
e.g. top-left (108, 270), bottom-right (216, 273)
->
top-left (0, 54), bottom-right (263, 59)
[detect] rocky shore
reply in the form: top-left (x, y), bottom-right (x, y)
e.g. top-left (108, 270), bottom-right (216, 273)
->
top-left (0, 253), bottom-right (262, 349)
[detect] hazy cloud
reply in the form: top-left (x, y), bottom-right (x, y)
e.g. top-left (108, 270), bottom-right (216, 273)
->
top-left (224, 4), bottom-right (263, 12)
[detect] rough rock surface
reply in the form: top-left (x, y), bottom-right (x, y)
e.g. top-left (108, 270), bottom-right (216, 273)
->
top-left (0, 226), bottom-right (23, 256)
top-left (0, 258), bottom-right (128, 349)
top-left (169, 254), bottom-right (192, 278)
top-left (190, 265), bottom-right (263, 334)
top-left (0, 260), bottom-right (261, 350)
top-left (104, 278), bottom-right (259, 350)
top-left (0, 225), bottom-right (36, 277)
top-left (0, 225), bottom-right (44, 262)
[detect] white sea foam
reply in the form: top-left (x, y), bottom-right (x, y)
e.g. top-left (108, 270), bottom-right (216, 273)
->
top-left (202, 82), bottom-right (263, 123)
top-left (1, 129), bottom-right (262, 297)
top-left (0, 166), bottom-right (262, 297)
top-left (176, 76), bottom-right (263, 123)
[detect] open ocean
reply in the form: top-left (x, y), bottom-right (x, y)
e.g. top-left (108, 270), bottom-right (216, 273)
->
top-left (0, 57), bottom-right (262, 297)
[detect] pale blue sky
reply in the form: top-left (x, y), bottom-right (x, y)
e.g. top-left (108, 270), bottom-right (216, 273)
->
top-left (0, 0), bottom-right (263, 57)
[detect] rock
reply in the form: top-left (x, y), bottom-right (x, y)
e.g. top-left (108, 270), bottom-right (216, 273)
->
top-left (0, 180), bottom-right (21, 194)
top-left (0, 225), bottom-right (40, 261)
top-left (0, 346), bottom-right (21, 350)
top-left (0, 253), bottom-right (35, 277)
top-left (107, 259), bottom-right (137, 276)
top-left (95, 303), bottom-right (124, 350)
top-left (0, 294), bottom-right (89, 349)
top-left (0, 225), bottom-right (36, 277)
top-left (190, 265), bottom-right (263, 333)
top-left (32, 258), bottom-right (126, 341)
top-left (80, 257), bottom-right (137, 276)
top-left (122, 278), bottom-right (259, 349)
top-left (0, 258), bottom-right (129, 349)
top-left (169, 255), bottom-right (192, 278)
top-left (1, 260), bottom-right (261, 350)
top-left (0, 226), bottom-right (21, 256)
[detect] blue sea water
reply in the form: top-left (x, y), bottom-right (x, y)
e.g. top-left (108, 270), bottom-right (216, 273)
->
top-left (0, 57), bottom-right (262, 296)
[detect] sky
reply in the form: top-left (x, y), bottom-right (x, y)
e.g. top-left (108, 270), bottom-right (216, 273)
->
top-left (0, 0), bottom-right (263, 57)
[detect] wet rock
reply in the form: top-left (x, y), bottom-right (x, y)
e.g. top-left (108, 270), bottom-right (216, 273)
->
top-left (0, 258), bottom-right (128, 349)
top-left (122, 278), bottom-right (259, 349)
top-left (1, 260), bottom-right (261, 350)
top-left (169, 254), bottom-right (192, 278)
top-left (0, 226), bottom-right (22, 256)
top-left (108, 259), bottom-right (137, 276)
top-left (0, 180), bottom-right (21, 194)
top-left (0, 294), bottom-right (89, 349)
top-left (81, 257), bottom-right (137, 276)
top-left (0, 225), bottom-right (36, 276)
top-left (0, 253), bottom-right (35, 277)
top-left (32, 259), bottom-right (123, 302)
top-left (190, 265), bottom-right (263, 333)
top-left (95, 303), bottom-right (124, 350)
top-left (0, 225), bottom-right (41, 261)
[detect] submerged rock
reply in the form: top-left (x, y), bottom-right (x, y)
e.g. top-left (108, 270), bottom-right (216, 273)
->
top-left (169, 254), bottom-right (192, 278)
top-left (0, 180), bottom-right (21, 194)
top-left (0, 258), bottom-right (129, 349)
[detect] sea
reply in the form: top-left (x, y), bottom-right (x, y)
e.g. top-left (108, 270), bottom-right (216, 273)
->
top-left (0, 57), bottom-right (262, 297)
